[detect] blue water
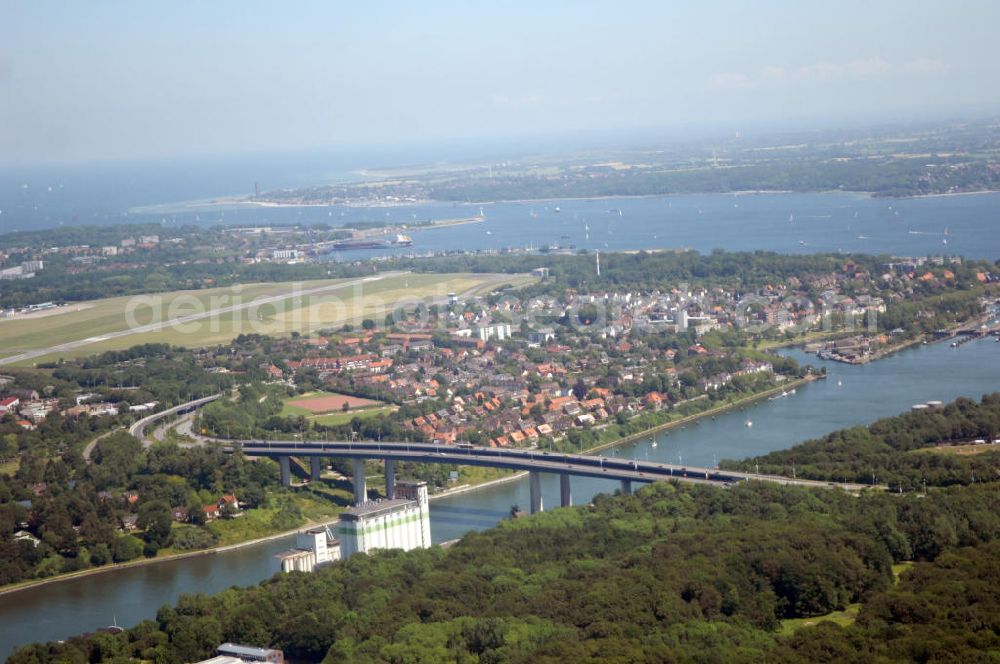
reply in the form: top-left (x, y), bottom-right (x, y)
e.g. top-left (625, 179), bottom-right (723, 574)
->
top-left (2, 155), bottom-right (1000, 260)
top-left (330, 191), bottom-right (1000, 259)
top-left (428, 337), bottom-right (1000, 539)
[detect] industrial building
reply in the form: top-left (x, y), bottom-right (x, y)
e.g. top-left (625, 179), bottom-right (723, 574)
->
top-left (338, 480), bottom-right (431, 558)
top-left (194, 643), bottom-right (284, 663)
top-left (270, 527), bottom-right (340, 574)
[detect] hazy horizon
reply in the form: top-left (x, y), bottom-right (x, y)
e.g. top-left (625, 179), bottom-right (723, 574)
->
top-left (3, 1), bottom-right (1000, 167)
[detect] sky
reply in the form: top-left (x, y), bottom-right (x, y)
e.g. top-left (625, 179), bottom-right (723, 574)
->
top-left (2, 0), bottom-right (999, 166)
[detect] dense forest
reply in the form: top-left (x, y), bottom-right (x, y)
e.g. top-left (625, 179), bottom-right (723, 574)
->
top-left (726, 393), bottom-right (1000, 489)
top-left (12, 396), bottom-right (1000, 663)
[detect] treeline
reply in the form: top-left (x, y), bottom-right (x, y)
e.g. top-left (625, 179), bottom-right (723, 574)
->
top-left (0, 344), bottom-right (231, 460)
top-left (403, 250), bottom-right (857, 291)
top-left (879, 289), bottom-right (985, 338)
top-left (400, 250), bottom-right (995, 297)
top-left (0, 257), bottom-right (367, 309)
top-left (0, 223), bottom-right (169, 251)
top-left (422, 156), bottom-right (1000, 202)
top-left (0, 344), bottom-right (252, 584)
top-left (13, 477), bottom-right (1000, 663)
top-left (0, 434), bottom-right (276, 586)
top-left (724, 393), bottom-right (1000, 489)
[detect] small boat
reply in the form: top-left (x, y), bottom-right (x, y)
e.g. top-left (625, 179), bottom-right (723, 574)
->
top-left (554, 207), bottom-right (561, 213)
top-left (745, 420), bottom-right (753, 428)
top-left (837, 379), bottom-right (843, 387)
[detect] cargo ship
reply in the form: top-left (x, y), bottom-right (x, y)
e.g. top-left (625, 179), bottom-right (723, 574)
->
top-left (330, 233), bottom-right (413, 251)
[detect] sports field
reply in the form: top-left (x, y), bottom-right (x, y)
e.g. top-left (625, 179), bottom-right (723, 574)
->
top-left (282, 391), bottom-right (380, 415)
top-left (0, 271), bottom-right (527, 366)
top-left (281, 390), bottom-right (395, 427)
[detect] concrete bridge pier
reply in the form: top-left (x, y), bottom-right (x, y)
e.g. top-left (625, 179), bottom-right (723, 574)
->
top-left (529, 471), bottom-right (544, 514)
top-left (620, 479), bottom-right (632, 495)
top-left (352, 458), bottom-right (368, 505)
top-left (559, 474), bottom-right (572, 507)
top-left (279, 456), bottom-right (291, 487)
top-left (385, 459), bottom-right (396, 499)
top-left (310, 457), bottom-right (323, 482)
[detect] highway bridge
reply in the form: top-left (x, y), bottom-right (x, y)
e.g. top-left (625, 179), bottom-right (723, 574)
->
top-left (229, 439), bottom-right (869, 514)
top-left (129, 394), bottom-right (222, 440)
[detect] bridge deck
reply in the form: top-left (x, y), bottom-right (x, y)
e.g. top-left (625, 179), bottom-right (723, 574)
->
top-left (230, 440), bottom-right (868, 492)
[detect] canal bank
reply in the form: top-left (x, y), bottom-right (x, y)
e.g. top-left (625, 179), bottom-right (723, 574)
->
top-left (3, 336), bottom-right (998, 656)
top-left (0, 373), bottom-right (814, 600)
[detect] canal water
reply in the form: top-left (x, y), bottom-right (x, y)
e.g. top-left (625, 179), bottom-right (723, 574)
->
top-left (2, 337), bottom-right (998, 655)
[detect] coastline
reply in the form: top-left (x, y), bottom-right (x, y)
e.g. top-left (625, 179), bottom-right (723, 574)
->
top-left (128, 189), bottom-right (872, 216)
top-left (897, 189), bottom-right (1000, 200)
top-left (82, 186), bottom-right (1000, 220)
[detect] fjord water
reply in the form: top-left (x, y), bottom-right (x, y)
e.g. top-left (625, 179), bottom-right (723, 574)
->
top-left (309, 191), bottom-right (1000, 259)
top-left (2, 337), bottom-right (998, 655)
top-left (171, 191), bottom-right (1000, 260)
top-left (4, 159), bottom-right (1000, 260)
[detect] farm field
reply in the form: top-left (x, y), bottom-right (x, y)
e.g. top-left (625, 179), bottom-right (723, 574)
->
top-left (0, 271), bottom-right (525, 366)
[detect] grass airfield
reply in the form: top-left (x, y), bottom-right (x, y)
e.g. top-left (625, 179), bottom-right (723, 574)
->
top-left (0, 272), bottom-right (526, 365)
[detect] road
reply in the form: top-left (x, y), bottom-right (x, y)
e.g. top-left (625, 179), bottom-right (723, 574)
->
top-left (0, 272), bottom-right (405, 367)
top-left (129, 394), bottom-right (224, 443)
top-left (81, 427), bottom-right (124, 462)
top-left (231, 440), bottom-right (870, 492)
